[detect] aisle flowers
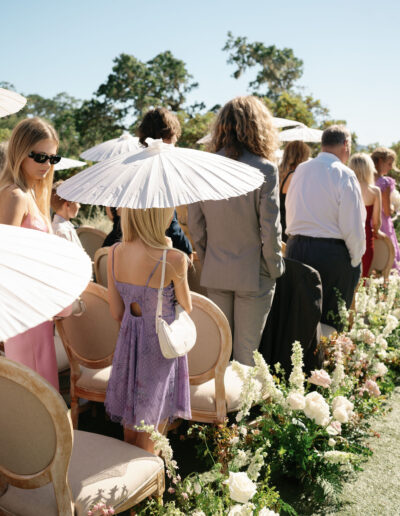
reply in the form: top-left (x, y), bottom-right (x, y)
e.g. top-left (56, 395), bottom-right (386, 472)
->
top-left (138, 274), bottom-right (400, 515)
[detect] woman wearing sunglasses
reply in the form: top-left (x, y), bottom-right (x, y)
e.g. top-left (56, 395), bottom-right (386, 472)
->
top-left (0, 117), bottom-right (62, 390)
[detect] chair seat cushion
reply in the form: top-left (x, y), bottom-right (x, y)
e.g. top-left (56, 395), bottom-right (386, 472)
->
top-left (0, 430), bottom-right (164, 515)
top-left (190, 363), bottom-right (252, 414)
top-left (76, 365), bottom-right (112, 392)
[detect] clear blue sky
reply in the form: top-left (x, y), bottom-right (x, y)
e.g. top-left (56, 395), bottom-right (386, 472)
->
top-left (2, 0), bottom-right (399, 146)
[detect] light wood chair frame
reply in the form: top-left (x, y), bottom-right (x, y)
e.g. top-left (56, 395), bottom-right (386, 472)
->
top-left (55, 282), bottom-right (117, 428)
top-left (0, 357), bottom-right (75, 515)
top-left (188, 292), bottom-right (232, 423)
top-left (76, 226), bottom-right (106, 261)
top-left (0, 358), bottom-right (164, 515)
top-left (94, 247), bottom-right (109, 287)
top-left (369, 232), bottom-right (395, 281)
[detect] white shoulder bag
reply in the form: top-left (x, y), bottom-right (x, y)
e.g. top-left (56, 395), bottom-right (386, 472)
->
top-left (156, 250), bottom-right (197, 359)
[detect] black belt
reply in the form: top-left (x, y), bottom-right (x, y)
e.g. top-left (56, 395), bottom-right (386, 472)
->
top-left (288, 235), bottom-right (346, 246)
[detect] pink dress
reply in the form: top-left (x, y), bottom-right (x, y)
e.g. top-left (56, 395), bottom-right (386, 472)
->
top-left (4, 214), bottom-right (59, 390)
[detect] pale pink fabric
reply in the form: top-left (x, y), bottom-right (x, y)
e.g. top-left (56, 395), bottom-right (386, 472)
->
top-left (4, 214), bottom-right (59, 390)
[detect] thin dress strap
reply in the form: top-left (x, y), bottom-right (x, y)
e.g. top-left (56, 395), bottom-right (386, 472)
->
top-left (280, 170), bottom-right (294, 193)
top-left (145, 252), bottom-right (166, 287)
top-left (111, 243), bottom-right (121, 283)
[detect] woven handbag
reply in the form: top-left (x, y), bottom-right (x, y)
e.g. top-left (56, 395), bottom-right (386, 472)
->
top-left (156, 250), bottom-right (197, 359)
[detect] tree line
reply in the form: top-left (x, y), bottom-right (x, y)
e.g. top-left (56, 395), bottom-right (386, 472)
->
top-left (1, 32), bottom-right (398, 174)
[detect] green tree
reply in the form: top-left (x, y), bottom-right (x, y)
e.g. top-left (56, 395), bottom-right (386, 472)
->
top-left (96, 51), bottom-right (198, 121)
top-left (177, 110), bottom-right (216, 148)
top-left (223, 32), bottom-right (303, 100)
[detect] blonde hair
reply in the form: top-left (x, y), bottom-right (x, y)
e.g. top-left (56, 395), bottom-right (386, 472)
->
top-left (209, 96), bottom-right (279, 161)
top-left (279, 140), bottom-right (311, 185)
top-left (121, 207), bottom-right (175, 249)
top-left (349, 153), bottom-right (376, 186)
top-left (371, 147), bottom-right (398, 172)
top-left (0, 117), bottom-right (59, 221)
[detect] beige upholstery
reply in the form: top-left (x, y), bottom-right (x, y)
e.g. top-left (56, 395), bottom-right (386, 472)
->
top-left (56, 282), bottom-right (119, 427)
top-left (369, 234), bottom-right (395, 281)
top-left (94, 247), bottom-right (109, 287)
top-left (0, 358), bottom-right (164, 515)
top-left (188, 293), bottom-right (237, 423)
top-left (76, 226), bottom-right (106, 262)
top-left (188, 252), bottom-right (208, 296)
top-left (190, 364), bottom-right (252, 413)
top-left (320, 323), bottom-right (336, 339)
top-left (54, 328), bottom-right (69, 372)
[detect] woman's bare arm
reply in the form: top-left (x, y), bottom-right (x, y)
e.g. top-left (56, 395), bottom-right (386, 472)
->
top-left (372, 187), bottom-right (382, 234)
top-left (170, 251), bottom-right (192, 313)
top-left (381, 186), bottom-right (391, 217)
top-left (0, 188), bottom-right (27, 226)
top-left (107, 245), bottom-right (125, 322)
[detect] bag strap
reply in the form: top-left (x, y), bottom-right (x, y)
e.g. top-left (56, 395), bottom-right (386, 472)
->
top-left (155, 250), bottom-right (167, 333)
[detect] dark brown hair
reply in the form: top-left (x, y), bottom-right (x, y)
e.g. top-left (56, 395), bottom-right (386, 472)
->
top-left (137, 108), bottom-right (181, 146)
top-left (279, 141), bottom-right (311, 185)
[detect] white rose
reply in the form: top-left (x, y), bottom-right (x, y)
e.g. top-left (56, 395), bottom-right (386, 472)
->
top-left (332, 396), bottom-right (354, 413)
top-left (230, 436), bottom-right (240, 446)
top-left (333, 406), bottom-right (349, 423)
top-left (303, 391), bottom-right (330, 426)
top-left (375, 362), bottom-right (388, 377)
top-left (258, 508), bottom-right (279, 516)
top-left (227, 472), bottom-right (257, 504)
top-left (376, 335), bottom-right (388, 350)
top-left (287, 392), bottom-right (306, 410)
top-left (227, 503), bottom-right (255, 516)
top-left (328, 438), bottom-right (336, 447)
top-left (192, 511), bottom-right (206, 516)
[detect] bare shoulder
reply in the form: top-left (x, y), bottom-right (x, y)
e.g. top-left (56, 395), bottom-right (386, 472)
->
top-left (0, 185), bottom-right (28, 209)
top-left (167, 249), bottom-right (187, 273)
top-left (370, 185), bottom-right (381, 197)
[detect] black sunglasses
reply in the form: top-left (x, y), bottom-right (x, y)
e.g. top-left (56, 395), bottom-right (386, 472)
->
top-left (28, 151), bottom-right (61, 165)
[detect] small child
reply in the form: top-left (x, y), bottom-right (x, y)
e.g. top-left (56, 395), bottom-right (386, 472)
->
top-left (51, 180), bottom-right (82, 247)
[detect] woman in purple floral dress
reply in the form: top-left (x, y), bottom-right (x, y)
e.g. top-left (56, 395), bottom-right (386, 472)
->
top-left (105, 207), bottom-right (192, 453)
top-left (372, 147), bottom-right (400, 272)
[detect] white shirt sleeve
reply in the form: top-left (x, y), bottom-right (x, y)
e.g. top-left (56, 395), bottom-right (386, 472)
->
top-left (338, 174), bottom-right (366, 267)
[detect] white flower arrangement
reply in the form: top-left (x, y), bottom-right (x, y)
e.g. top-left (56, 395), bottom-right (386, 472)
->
top-left (303, 391), bottom-right (330, 426)
top-left (288, 341), bottom-right (305, 394)
top-left (227, 502), bottom-right (256, 516)
top-left (323, 451), bottom-right (353, 464)
top-left (227, 472), bottom-right (257, 504)
top-left (331, 396), bottom-right (354, 424)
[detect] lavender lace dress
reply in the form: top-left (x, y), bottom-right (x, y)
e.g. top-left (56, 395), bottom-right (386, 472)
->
top-left (376, 175), bottom-right (400, 272)
top-left (105, 245), bottom-right (191, 429)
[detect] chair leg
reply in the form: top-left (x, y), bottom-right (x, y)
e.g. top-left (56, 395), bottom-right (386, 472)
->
top-left (70, 397), bottom-right (79, 428)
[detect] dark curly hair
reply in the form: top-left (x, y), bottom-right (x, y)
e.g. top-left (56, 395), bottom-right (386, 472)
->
top-left (137, 108), bottom-right (181, 146)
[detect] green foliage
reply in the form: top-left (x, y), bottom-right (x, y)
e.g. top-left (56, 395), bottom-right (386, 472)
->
top-left (96, 51), bottom-right (198, 120)
top-left (223, 31), bottom-right (303, 100)
top-left (177, 110), bottom-right (215, 148)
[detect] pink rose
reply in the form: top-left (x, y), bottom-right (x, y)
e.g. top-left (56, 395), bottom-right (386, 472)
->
top-left (168, 487), bottom-right (175, 494)
top-left (308, 369), bottom-right (332, 388)
top-left (182, 492), bottom-right (189, 500)
top-left (365, 379), bottom-right (381, 397)
top-left (327, 420), bottom-right (342, 435)
top-left (336, 335), bottom-right (354, 353)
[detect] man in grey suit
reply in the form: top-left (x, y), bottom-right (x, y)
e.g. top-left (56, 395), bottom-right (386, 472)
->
top-left (188, 96), bottom-right (284, 365)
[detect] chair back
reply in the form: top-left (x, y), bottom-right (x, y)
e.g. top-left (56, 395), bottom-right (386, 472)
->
top-left (76, 226), bottom-right (106, 261)
top-left (94, 247), bottom-right (109, 287)
top-left (187, 292), bottom-right (231, 385)
top-left (0, 358), bottom-right (74, 512)
top-left (369, 234), bottom-right (395, 280)
top-left (188, 253), bottom-right (208, 296)
top-left (56, 282), bottom-right (119, 369)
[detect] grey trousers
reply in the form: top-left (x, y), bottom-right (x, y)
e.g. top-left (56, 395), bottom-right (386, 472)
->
top-left (207, 275), bottom-right (276, 366)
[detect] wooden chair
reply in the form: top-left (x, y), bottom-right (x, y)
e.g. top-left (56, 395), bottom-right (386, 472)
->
top-left (188, 292), bottom-right (252, 423)
top-left (188, 252), bottom-right (208, 297)
top-left (281, 241), bottom-right (286, 257)
top-left (369, 233), bottom-right (395, 281)
top-left (94, 247), bottom-right (109, 287)
top-left (76, 225), bottom-right (106, 262)
top-left (0, 358), bottom-right (164, 515)
top-left (56, 282), bottom-right (119, 428)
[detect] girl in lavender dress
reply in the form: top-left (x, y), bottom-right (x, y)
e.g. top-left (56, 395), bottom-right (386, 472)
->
top-left (372, 147), bottom-right (400, 272)
top-left (105, 207), bottom-right (192, 453)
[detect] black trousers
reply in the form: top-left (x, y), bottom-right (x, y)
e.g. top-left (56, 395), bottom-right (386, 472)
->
top-left (286, 235), bottom-right (361, 328)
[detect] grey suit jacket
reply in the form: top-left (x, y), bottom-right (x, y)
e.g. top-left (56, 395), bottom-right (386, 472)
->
top-left (188, 149), bottom-right (285, 291)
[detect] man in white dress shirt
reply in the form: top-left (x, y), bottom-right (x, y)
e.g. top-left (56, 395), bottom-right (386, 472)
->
top-left (285, 125), bottom-right (366, 327)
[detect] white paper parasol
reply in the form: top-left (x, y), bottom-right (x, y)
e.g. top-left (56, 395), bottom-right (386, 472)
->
top-left (0, 224), bottom-right (92, 341)
top-left (54, 157), bottom-right (87, 171)
top-left (196, 116), bottom-right (301, 144)
top-left (57, 139), bottom-right (265, 209)
top-left (279, 126), bottom-right (323, 143)
top-left (80, 132), bottom-right (142, 162)
top-left (0, 88), bottom-right (27, 118)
